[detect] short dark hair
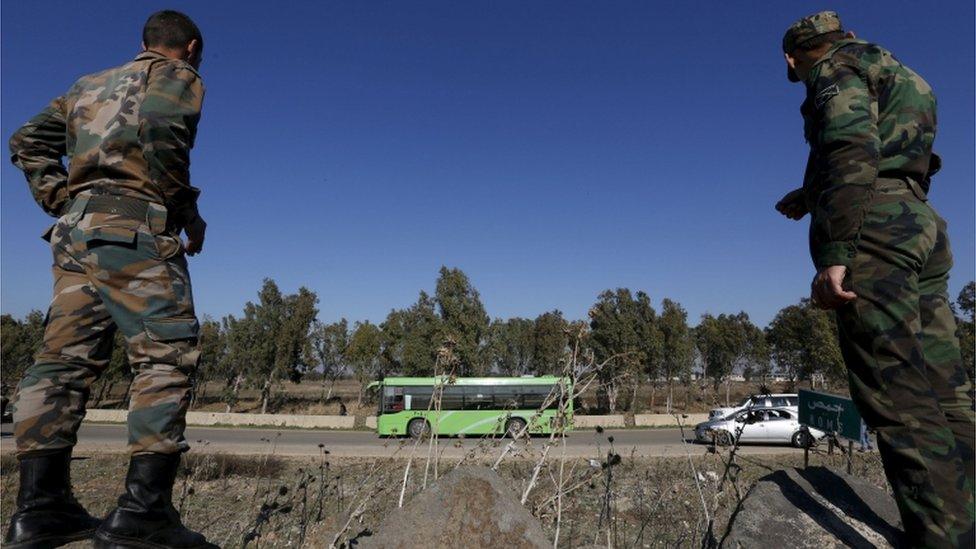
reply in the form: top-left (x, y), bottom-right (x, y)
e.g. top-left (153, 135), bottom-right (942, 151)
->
top-left (143, 10), bottom-right (202, 51)
top-left (795, 31), bottom-right (845, 52)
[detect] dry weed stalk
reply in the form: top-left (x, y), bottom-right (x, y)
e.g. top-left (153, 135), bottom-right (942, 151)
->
top-left (422, 339), bottom-right (459, 489)
top-left (491, 327), bottom-right (616, 472)
top-left (396, 339), bottom-right (459, 508)
top-left (251, 433), bottom-right (283, 506)
top-left (510, 327), bottom-right (625, 548)
top-left (673, 413), bottom-right (712, 539)
top-left (707, 406), bottom-right (786, 548)
top-left (328, 455), bottom-right (402, 548)
top-left (552, 433), bottom-right (568, 548)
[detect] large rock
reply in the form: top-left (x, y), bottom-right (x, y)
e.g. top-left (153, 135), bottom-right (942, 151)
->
top-left (722, 467), bottom-right (902, 548)
top-left (359, 465), bottom-right (550, 549)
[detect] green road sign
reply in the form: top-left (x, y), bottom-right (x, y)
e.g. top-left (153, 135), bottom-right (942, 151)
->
top-left (798, 389), bottom-right (862, 440)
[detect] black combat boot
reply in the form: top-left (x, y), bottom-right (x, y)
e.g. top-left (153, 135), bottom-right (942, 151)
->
top-left (94, 453), bottom-right (217, 549)
top-left (4, 450), bottom-right (101, 548)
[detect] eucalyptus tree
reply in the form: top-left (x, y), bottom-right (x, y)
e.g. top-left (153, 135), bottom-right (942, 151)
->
top-left (533, 310), bottom-right (570, 375)
top-left (695, 312), bottom-right (766, 405)
top-left (434, 267), bottom-right (490, 375)
top-left (658, 299), bottom-right (694, 413)
top-left (486, 317), bottom-right (535, 375)
top-left (765, 299), bottom-right (844, 386)
top-left (588, 289), bottom-right (660, 412)
top-left (307, 319), bottom-right (350, 400)
top-left (380, 291), bottom-right (443, 376)
top-left (347, 321), bottom-right (384, 406)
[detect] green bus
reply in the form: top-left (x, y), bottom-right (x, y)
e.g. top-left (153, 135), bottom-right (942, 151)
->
top-left (370, 376), bottom-right (573, 438)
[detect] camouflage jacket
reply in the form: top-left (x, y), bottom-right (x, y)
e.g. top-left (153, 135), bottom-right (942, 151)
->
top-left (9, 50), bottom-right (205, 226)
top-left (800, 39), bottom-right (938, 269)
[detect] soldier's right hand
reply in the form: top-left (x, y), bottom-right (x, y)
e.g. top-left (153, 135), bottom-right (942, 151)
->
top-left (184, 214), bottom-right (207, 256)
top-left (775, 188), bottom-right (808, 220)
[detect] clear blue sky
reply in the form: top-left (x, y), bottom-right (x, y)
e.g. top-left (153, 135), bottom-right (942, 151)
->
top-left (2, 1), bottom-right (973, 328)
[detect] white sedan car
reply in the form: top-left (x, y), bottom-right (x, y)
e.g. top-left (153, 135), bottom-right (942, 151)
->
top-left (695, 407), bottom-right (824, 447)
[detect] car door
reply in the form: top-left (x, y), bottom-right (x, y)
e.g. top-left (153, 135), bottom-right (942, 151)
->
top-left (763, 409), bottom-right (795, 443)
top-left (734, 410), bottom-right (767, 442)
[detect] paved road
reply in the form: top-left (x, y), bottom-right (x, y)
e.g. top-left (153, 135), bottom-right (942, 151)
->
top-left (1, 423), bottom-right (803, 458)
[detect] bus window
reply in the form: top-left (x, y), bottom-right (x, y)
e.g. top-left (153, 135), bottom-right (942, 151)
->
top-left (403, 386), bottom-right (433, 410)
top-left (522, 385), bottom-right (558, 409)
top-left (463, 386), bottom-right (494, 410)
top-left (438, 385), bottom-right (464, 410)
top-left (520, 385), bottom-right (559, 410)
top-left (494, 387), bottom-right (519, 409)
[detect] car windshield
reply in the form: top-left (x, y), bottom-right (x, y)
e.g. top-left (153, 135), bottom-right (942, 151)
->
top-left (721, 410), bottom-right (743, 421)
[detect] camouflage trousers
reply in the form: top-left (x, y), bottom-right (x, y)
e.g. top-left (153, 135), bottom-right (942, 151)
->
top-left (835, 179), bottom-right (975, 547)
top-left (11, 193), bottom-right (200, 456)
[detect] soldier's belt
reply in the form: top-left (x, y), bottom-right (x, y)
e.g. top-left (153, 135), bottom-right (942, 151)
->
top-left (83, 194), bottom-right (150, 219)
top-left (65, 193), bottom-right (171, 234)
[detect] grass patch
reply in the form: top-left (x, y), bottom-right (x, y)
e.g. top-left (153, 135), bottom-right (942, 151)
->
top-left (181, 453), bottom-right (286, 481)
top-left (0, 454), bottom-right (15, 476)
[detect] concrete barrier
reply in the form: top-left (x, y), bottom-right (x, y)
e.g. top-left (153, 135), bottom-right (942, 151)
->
top-left (634, 413), bottom-right (709, 427)
top-left (82, 409), bottom-right (703, 430)
top-left (84, 409), bottom-right (356, 429)
top-left (184, 412), bottom-right (356, 429)
top-left (85, 409), bottom-right (128, 423)
top-left (572, 415), bottom-right (626, 429)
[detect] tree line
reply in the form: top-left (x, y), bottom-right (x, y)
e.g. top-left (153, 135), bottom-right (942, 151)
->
top-left (2, 270), bottom-right (973, 414)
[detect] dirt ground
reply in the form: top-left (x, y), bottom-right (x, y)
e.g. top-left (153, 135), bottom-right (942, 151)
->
top-left (88, 378), bottom-right (851, 418)
top-left (0, 439), bottom-right (885, 548)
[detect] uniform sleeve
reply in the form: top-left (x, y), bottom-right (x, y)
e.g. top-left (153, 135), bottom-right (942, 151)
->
top-left (809, 62), bottom-right (880, 269)
top-left (9, 97), bottom-right (69, 217)
top-left (139, 59), bottom-right (205, 225)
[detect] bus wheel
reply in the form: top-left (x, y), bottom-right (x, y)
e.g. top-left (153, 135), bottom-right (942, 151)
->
top-left (506, 418), bottom-right (527, 438)
top-left (408, 418), bottom-right (429, 439)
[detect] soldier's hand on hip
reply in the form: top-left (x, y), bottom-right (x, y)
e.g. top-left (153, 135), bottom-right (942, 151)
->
top-left (811, 266), bottom-right (857, 309)
top-left (184, 214), bottom-right (207, 256)
top-left (776, 188), bottom-right (808, 220)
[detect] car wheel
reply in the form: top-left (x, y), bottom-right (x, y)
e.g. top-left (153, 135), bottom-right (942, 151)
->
top-left (408, 418), bottom-right (430, 439)
top-left (506, 417), bottom-right (527, 438)
top-left (792, 430), bottom-right (815, 448)
top-left (714, 431), bottom-right (732, 446)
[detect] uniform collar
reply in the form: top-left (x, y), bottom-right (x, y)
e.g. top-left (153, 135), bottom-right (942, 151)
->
top-left (134, 49), bottom-right (170, 62)
top-left (132, 50), bottom-right (202, 78)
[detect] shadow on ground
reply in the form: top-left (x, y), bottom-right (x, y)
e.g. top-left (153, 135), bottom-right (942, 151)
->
top-left (721, 466), bottom-right (902, 548)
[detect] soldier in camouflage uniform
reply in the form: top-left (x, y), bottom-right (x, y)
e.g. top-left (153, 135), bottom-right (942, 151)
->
top-left (776, 11), bottom-right (975, 547)
top-left (6, 11), bottom-right (216, 549)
